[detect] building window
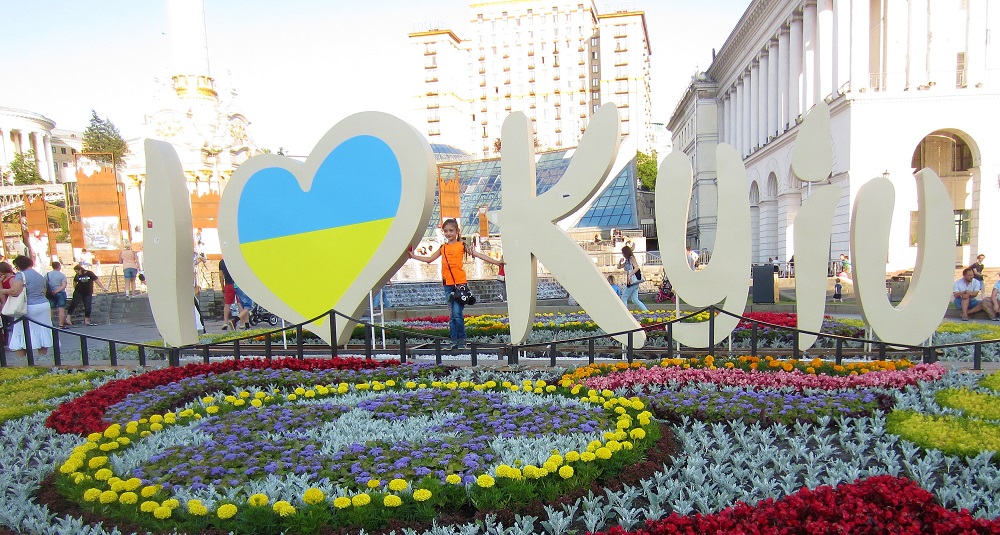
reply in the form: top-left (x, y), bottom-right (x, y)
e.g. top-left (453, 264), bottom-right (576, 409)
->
top-left (61, 147), bottom-right (67, 154)
top-left (593, 104), bottom-right (600, 113)
top-left (955, 209), bottom-right (972, 246)
top-left (592, 64), bottom-right (599, 73)
top-left (591, 37), bottom-right (598, 46)
top-left (592, 91), bottom-right (599, 99)
top-left (956, 52), bottom-right (967, 88)
top-left (592, 51), bottom-right (598, 60)
top-left (592, 78), bottom-right (599, 87)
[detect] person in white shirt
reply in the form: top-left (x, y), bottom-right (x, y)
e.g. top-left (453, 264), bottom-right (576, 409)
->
top-left (954, 267), bottom-right (996, 321)
top-left (687, 247), bottom-right (700, 270)
top-left (989, 273), bottom-right (1000, 322)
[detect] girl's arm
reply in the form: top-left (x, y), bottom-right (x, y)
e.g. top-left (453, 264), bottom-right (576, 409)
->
top-left (469, 249), bottom-right (503, 266)
top-left (408, 247), bottom-right (442, 264)
top-left (1, 277), bottom-right (23, 296)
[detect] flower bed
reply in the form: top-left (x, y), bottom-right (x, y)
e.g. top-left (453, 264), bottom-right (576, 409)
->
top-left (0, 367), bottom-right (109, 424)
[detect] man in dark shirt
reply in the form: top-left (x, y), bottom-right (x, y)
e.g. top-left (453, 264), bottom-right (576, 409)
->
top-left (66, 264), bottom-right (107, 326)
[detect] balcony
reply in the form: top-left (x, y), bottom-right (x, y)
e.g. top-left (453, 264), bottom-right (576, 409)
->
top-left (424, 63), bottom-right (437, 69)
top-left (480, 81), bottom-right (486, 87)
top-left (505, 105), bottom-right (512, 111)
top-left (426, 103), bottom-right (439, 109)
top-left (479, 68), bottom-right (486, 74)
top-left (423, 50), bottom-right (436, 56)
top-left (554, 88), bottom-right (561, 94)
top-left (428, 117), bottom-right (440, 123)
top-left (424, 76), bottom-right (438, 83)
top-left (426, 91), bottom-right (439, 96)
top-left (503, 66), bottom-right (510, 72)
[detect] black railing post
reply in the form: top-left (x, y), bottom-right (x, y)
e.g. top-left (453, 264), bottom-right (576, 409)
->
top-left (109, 341), bottom-right (117, 367)
top-left (667, 323), bottom-right (674, 359)
top-left (264, 334), bottom-right (272, 361)
top-left (751, 322), bottom-right (758, 358)
top-left (626, 332), bottom-right (634, 364)
top-left (364, 325), bottom-right (373, 361)
top-left (835, 338), bottom-right (843, 365)
top-left (295, 325), bottom-right (304, 360)
top-left (588, 338), bottom-right (595, 365)
top-left (792, 332), bottom-right (799, 360)
top-left (549, 342), bottom-right (557, 367)
top-left (399, 332), bottom-right (407, 363)
top-left (922, 346), bottom-right (933, 364)
top-left (435, 339), bottom-right (442, 365)
top-left (233, 338), bottom-right (241, 362)
top-left (80, 335), bottom-right (89, 366)
top-left (329, 311), bottom-right (338, 358)
top-left (973, 343), bottom-right (982, 371)
top-left (138, 345), bottom-right (146, 367)
top-left (52, 328), bottom-right (61, 366)
top-left (0, 336), bottom-right (6, 367)
top-left (878, 341), bottom-right (886, 361)
top-left (168, 347), bottom-right (179, 367)
top-left (470, 342), bottom-right (478, 366)
top-left (202, 343), bottom-right (211, 364)
top-left (22, 320), bottom-right (34, 367)
top-left (707, 308), bottom-right (715, 358)
top-left (508, 344), bottom-right (517, 366)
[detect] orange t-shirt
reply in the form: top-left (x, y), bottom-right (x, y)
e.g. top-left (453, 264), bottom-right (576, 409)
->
top-left (440, 242), bottom-right (467, 286)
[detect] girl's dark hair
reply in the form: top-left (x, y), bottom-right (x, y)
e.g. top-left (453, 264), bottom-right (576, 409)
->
top-left (441, 218), bottom-right (460, 230)
top-left (621, 246), bottom-right (634, 259)
top-left (12, 255), bottom-right (32, 271)
top-left (0, 262), bottom-right (12, 274)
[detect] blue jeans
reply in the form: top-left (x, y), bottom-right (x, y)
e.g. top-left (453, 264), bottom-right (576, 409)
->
top-left (444, 285), bottom-right (466, 346)
top-left (621, 283), bottom-right (648, 311)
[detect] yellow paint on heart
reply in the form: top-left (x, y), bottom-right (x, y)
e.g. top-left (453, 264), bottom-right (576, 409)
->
top-left (239, 218), bottom-right (394, 317)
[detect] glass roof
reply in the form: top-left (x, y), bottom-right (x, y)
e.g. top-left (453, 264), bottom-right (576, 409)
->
top-left (423, 149), bottom-right (637, 238)
top-left (430, 143), bottom-right (475, 163)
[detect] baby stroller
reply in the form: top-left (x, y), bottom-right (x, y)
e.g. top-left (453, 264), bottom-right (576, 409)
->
top-left (654, 279), bottom-right (675, 303)
top-left (248, 303), bottom-right (280, 326)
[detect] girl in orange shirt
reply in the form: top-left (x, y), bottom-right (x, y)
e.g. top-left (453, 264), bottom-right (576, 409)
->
top-left (408, 218), bottom-right (504, 350)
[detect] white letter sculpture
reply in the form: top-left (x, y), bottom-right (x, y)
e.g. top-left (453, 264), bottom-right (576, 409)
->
top-left (657, 144), bottom-right (750, 346)
top-left (495, 103), bottom-right (646, 347)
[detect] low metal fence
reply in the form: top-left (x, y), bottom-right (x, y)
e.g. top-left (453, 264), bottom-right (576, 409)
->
top-left (1, 305), bottom-right (997, 370)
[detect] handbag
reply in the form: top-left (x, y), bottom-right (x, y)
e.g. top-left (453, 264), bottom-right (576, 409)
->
top-left (626, 259), bottom-right (643, 287)
top-left (44, 272), bottom-right (55, 300)
top-left (443, 243), bottom-right (477, 306)
top-left (2, 276), bottom-right (28, 317)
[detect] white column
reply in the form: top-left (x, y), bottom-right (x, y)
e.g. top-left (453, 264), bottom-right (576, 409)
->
top-left (723, 94), bottom-right (732, 145)
top-left (33, 132), bottom-right (49, 183)
top-left (885, 0), bottom-right (907, 90)
top-left (789, 13), bottom-right (803, 121)
top-left (42, 135), bottom-right (54, 182)
top-left (18, 130), bottom-right (29, 155)
top-left (966, 0), bottom-right (987, 87)
top-left (777, 27), bottom-right (790, 131)
top-left (0, 128), bottom-right (10, 169)
top-left (766, 39), bottom-right (779, 138)
top-left (802, 2), bottom-right (818, 110)
top-left (735, 79), bottom-right (744, 155)
top-left (758, 52), bottom-right (769, 146)
top-left (833, 0), bottom-right (850, 94)
top-left (818, 0), bottom-right (834, 100)
top-left (749, 61), bottom-right (759, 151)
top-left (908, 0), bottom-right (929, 88)
top-left (742, 74), bottom-right (752, 156)
top-left (850, 0), bottom-right (869, 91)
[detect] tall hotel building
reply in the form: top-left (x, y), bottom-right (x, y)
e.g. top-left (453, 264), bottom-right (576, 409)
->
top-left (409, 1), bottom-right (654, 159)
top-left (667, 0), bottom-right (999, 272)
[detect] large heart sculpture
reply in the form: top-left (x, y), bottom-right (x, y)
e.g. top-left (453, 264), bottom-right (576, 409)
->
top-left (218, 112), bottom-right (436, 345)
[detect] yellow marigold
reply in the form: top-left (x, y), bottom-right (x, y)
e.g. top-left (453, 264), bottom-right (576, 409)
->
top-left (116, 437), bottom-right (131, 446)
top-left (187, 499), bottom-right (208, 516)
top-left (103, 425), bottom-right (121, 439)
top-left (565, 451), bottom-right (581, 462)
top-left (558, 465), bottom-right (574, 479)
top-left (140, 500), bottom-right (158, 513)
top-left (547, 454), bottom-right (564, 466)
top-left (110, 480), bottom-right (126, 492)
top-left (153, 506), bottom-right (172, 519)
top-left (149, 414), bottom-right (163, 424)
top-left (542, 461), bottom-right (558, 472)
top-left (446, 474), bottom-right (462, 485)
top-left (161, 498), bottom-right (179, 509)
top-left (596, 447), bottom-right (613, 460)
top-left (202, 396), bottom-right (214, 403)
top-left (250, 399), bottom-right (263, 408)
top-left (140, 485), bottom-right (159, 498)
top-left (606, 440), bottom-right (622, 452)
top-left (630, 428), bottom-right (646, 440)
top-left (388, 478), bottom-right (408, 492)
top-left (248, 493), bottom-right (269, 507)
top-left (206, 406), bottom-right (219, 414)
top-left (366, 479), bottom-right (381, 489)
top-left (476, 474), bottom-right (495, 488)
top-left (87, 456), bottom-right (108, 469)
top-left (333, 496), bottom-right (352, 509)
top-left (87, 432), bottom-right (103, 442)
top-left (82, 488), bottom-right (102, 502)
top-left (216, 503), bottom-right (238, 519)
top-left (149, 423), bottom-right (163, 432)
top-left (383, 495), bottom-right (403, 507)
top-left (303, 487), bottom-right (325, 505)
top-left (413, 489), bottom-right (432, 502)
top-left (94, 468), bottom-right (112, 481)
top-left (73, 473), bottom-right (87, 485)
top-left (351, 494), bottom-right (371, 507)
top-left (273, 500), bottom-right (296, 516)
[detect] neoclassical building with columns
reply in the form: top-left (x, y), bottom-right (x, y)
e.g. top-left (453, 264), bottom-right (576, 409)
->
top-left (0, 107), bottom-right (60, 184)
top-left (667, 0), bottom-right (998, 272)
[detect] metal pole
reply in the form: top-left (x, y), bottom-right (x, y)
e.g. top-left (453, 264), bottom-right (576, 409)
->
top-left (52, 328), bottom-right (61, 366)
top-left (549, 342), bottom-right (557, 367)
top-left (435, 339), bottom-right (442, 365)
top-left (626, 332), bottom-right (634, 363)
top-left (203, 343), bottom-right (211, 364)
top-left (329, 311), bottom-right (337, 358)
top-left (80, 335), bottom-right (89, 366)
top-left (296, 325), bottom-right (304, 360)
top-left (364, 325), bottom-right (373, 360)
top-left (973, 343), bottom-right (982, 371)
top-left (588, 338), bottom-right (595, 365)
top-left (399, 332), bottom-right (407, 363)
top-left (751, 322), bottom-right (758, 358)
top-left (109, 341), bottom-right (117, 367)
top-left (667, 323), bottom-right (674, 359)
top-left (707, 307), bottom-right (715, 358)
top-left (470, 342), bottom-right (477, 366)
top-left (138, 345), bottom-right (146, 367)
top-left (22, 319), bottom-right (34, 367)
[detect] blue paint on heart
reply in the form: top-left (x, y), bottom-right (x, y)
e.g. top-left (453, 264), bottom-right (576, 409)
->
top-left (237, 135), bottom-right (401, 243)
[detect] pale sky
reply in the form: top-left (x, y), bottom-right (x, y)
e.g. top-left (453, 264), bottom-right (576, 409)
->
top-left (1, 0), bottom-right (749, 156)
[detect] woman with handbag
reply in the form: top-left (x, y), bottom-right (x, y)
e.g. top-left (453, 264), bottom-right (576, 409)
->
top-left (617, 245), bottom-right (648, 312)
top-left (0, 262), bottom-right (14, 344)
top-left (408, 218), bottom-right (504, 350)
top-left (0, 255), bottom-right (52, 356)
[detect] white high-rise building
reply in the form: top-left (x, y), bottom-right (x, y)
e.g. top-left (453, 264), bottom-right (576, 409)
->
top-left (409, 0), bottom-right (653, 159)
top-left (667, 0), bottom-right (999, 272)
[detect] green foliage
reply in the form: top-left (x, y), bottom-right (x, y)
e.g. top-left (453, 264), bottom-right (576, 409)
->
top-left (636, 150), bottom-right (658, 191)
top-left (83, 110), bottom-right (129, 167)
top-left (9, 150), bottom-right (44, 185)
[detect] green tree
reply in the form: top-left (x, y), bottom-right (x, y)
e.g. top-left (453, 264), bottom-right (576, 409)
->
top-left (82, 110), bottom-right (129, 167)
top-left (9, 150), bottom-right (44, 185)
top-left (636, 150), bottom-right (658, 191)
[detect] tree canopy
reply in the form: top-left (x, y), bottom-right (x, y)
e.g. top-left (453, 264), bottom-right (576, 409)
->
top-left (82, 110), bottom-right (129, 167)
top-left (636, 150), bottom-right (658, 191)
top-left (9, 150), bottom-right (44, 185)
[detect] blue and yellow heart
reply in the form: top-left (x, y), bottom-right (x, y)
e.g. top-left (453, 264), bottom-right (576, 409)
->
top-left (236, 135), bottom-right (400, 314)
